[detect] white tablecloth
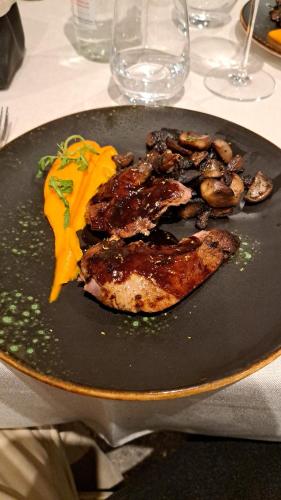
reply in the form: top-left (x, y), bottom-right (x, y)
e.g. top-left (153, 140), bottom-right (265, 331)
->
top-left (0, 0), bottom-right (280, 445)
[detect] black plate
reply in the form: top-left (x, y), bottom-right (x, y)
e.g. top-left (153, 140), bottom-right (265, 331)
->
top-left (241, 1), bottom-right (281, 58)
top-left (0, 106), bottom-right (281, 400)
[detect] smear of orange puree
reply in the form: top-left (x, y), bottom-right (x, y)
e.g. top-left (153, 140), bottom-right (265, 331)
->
top-left (44, 140), bottom-right (117, 302)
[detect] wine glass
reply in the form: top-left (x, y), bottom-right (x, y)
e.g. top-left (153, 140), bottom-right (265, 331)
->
top-left (204, 0), bottom-right (275, 101)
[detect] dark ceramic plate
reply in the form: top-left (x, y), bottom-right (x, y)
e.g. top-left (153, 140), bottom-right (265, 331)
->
top-left (241, 1), bottom-right (281, 58)
top-left (0, 106), bottom-right (281, 400)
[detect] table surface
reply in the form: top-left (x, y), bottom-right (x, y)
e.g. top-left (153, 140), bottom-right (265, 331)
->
top-left (0, 0), bottom-right (281, 443)
top-left (3, 0), bottom-right (281, 148)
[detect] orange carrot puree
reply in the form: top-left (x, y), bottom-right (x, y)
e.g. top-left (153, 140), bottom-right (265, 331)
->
top-left (44, 140), bottom-right (117, 302)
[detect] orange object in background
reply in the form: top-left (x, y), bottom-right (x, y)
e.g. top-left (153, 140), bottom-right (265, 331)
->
top-left (267, 29), bottom-right (281, 53)
top-left (44, 140), bottom-right (117, 302)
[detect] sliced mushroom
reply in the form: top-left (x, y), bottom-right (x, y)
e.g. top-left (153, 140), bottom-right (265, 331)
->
top-left (153, 150), bottom-right (182, 174)
top-left (200, 178), bottom-right (236, 208)
top-left (196, 208), bottom-right (211, 230)
top-left (244, 170), bottom-right (273, 203)
top-left (200, 159), bottom-right (225, 178)
top-left (179, 199), bottom-right (205, 219)
top-left (230, 173), bottom-right (244, 206)
top-left (145, 132), bottom-right (167, 153)
top-left (223, 171), bottom-right (232, 186)
top-left (210, 207), bottom-right (233, 218)
top-left (241, 173), bottom-right (254, 190)
top-left (146, 129), bottom-right (179, 152)
top-left (190, 151), bottom-right (209, 167)
top-left (202, 173), bottom-right (244, 207)
top-left (213, 138), bottom-right (233, 163)
top-left (178, 169), bottom-right (201, 185)
top-left (113, 152), bottom-right (134, 170)
top-left (227, 154), bottom-right (244, 173)
top-left (165, 137), bottom-right (192, 156)
top-left (179, 131), bottom-right (212, 150)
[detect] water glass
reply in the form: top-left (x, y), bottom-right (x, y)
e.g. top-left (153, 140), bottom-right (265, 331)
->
top-left (110, 0), bottom-right (190, 104)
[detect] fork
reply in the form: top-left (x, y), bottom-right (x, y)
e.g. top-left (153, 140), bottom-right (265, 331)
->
top-left (0, 106), bottom-right (9, 149)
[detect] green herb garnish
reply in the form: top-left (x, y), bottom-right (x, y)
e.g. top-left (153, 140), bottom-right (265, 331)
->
top-left (36, 135), bottom-right (99, 178)
top-left (48, 177), bottom-right (74, 228)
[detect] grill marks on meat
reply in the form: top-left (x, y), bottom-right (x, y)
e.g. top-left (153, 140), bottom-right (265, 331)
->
top-left (80, 229), bottom-right (239, 313)
top-left (86, 163), bottom-right (192, 238)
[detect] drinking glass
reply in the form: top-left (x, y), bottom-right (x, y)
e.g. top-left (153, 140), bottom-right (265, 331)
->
top-left (204, 0), bottom-right (275, 101)
top-left (110, 0), bottom-right (190, 104)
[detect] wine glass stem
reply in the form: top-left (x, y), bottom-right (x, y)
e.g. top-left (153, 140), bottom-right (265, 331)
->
top-left (236, 0), bottom-right (260, 81)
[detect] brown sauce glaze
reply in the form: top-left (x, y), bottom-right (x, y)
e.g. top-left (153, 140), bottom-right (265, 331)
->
top-left (91, 163), bottom-right (152, 204)
top-left (88, 175), bottom-right (190, 236)
top-left (83, 236), bottom-right (219, 300)
top-left (106, 179), bottom-right (186, 229)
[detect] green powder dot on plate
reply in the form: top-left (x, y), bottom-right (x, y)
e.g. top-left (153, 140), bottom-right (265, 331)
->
top-left (132, 320), bottom-right (139, 327)
top-left (9, 345), bottom-right (19, 352)
top-left (15, 292), bottom-right (22, 298)
top-left (34, 310), bottom-right (41, 315)
top-left (2, 316), bottom-right (13, 325)
top-left (26, 347), bottom-right (34, 354)
top-left (9, 305), bottom-right (17, 312)
top-left (38, 330), bottom-right (44, 335)
top-left (44, 335), bottom-right (51, 340)
top-left (142, 317), bottom-right (149, 322)
top-left (22, 311), bottom-right (30, 317)
top-left (32, 339), bottom-right (39, 344)
top-left (30, 304), bottom-right (39, 310)
top-left (0, 330), bottom-right (4, 335)
top-left (244, 252), bottom-right (252, 260)
top-left (27, 296), bottom-right (33, 301)
top-left (0, 339), bottom-right (5, 344)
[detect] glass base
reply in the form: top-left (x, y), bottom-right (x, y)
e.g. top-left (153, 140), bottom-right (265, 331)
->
top-left (108, 76), bottom-right (185, 107)
top-left (204, 67), bottom-right (275, 101)
top-left (189, 11), bottom-right (230, 28)
top-left (117, 87), bottom-right (185, 106)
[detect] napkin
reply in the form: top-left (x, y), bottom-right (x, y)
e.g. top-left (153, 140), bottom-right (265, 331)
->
top-left (0, 0), bottom-right (25, 89)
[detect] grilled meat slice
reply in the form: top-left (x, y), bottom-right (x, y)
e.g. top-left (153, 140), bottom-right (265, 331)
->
top-left (80, 229), bottom-right (239, 313)
top-left (86, 163), bottom-right (192, 238)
